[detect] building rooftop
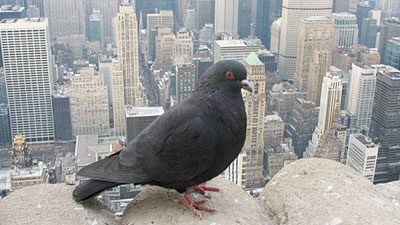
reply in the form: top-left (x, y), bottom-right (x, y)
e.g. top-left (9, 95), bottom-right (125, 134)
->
top-left (75, 134), bottom-right (112, 169)
top-left (353, 133), bottom-right (377, 148)
top-left (265, 115), bottom-right (283, 123)
top-left (0, 5), bottom-right (24, 13)
top-left (125, 106), bottom-right (164, 118)
top-left (304, 16), bottom-right (330, 21)
top-left (244, 52), bottom-right (263, 65)
top-left (0, 17), bottom-right (46, 28)
top-left (215, 39), bottom-right (259, 48)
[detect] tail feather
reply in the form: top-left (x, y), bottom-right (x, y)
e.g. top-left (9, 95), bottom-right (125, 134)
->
top-left (73, 179), bottom-right (120, 202)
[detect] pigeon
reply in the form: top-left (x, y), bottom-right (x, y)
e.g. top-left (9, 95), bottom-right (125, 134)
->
top-left (73, 60), bottom-right (252, 217)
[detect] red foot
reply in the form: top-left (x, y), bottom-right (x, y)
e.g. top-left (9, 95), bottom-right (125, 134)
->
top-left (189, 183), bottom-right (223, 195)
top-left (179, 192), bottom-right (217, 219)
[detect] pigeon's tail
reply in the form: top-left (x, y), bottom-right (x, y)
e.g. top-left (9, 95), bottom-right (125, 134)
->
top-left (73, 179), bottom-right (119, 201)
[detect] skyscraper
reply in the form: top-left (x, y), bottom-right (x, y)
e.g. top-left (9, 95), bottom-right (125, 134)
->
top-left (241, 52), bottom-right (267, 188)
top-left (91, 0), bottom-right (120, 44)
top-left (360, 18), bottom-right (378, 48)
top-left (213, 39), bottom-right (261, 63)
top-left (237, 0), bottom-right (252, 38)
top-left (64, 68), bottom-right (110, 136)
top-left (333, 13), bottom-right (358, 49)
top-left (256, 0), bottom-right (282, 49)
top-left (173, 28), bottom-right (193, 65)
top-left (0, 104), bottom-right (11, 146)
top-left (214, 0), bottom-right (239, 37)
top-left (195, 0), bottom-right (215, 30)
top-left (0, 18), bottom-right (55, 142)
top-left (115, 3), bottom-right (144, 107)
top-left (278, 0), bottom-right (333, 80)
top-left (304, 72), bottom-right (342, 159)
top-left (384, 37), bottom-right (400, 70)
top-left (52, 95), bottom-right (73, 141)
top-left (294, 16), bottom-right (334, 105)
top-left (176, 64), bottom-right (197, 102)
top-left (111, 60), bottom-right (125, 137)
top-left (371, 66), bottom-right (400, 183)
top-left (379, 18), bottom-right (400, 61)
top-left (89, 10), bottom-right (102, 44)
top-left (347, 63), bottom-right (377, 132)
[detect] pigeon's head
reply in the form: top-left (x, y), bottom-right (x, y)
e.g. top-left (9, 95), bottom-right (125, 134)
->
top-left (202, 60), bottom-right (252, 95)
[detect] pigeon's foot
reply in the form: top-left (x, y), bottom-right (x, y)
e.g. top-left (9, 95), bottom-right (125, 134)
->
top-left (189, 183), bottom-right (223, 195)
top-left (179, 192), bottom-right (217, 219)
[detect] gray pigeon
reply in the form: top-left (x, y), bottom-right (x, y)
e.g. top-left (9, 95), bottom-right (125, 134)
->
top-left (73, 60), bottom-right (251, 216)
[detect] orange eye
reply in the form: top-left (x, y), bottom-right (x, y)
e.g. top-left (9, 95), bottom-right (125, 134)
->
top-left (225, 71), bottom-right (235, 80)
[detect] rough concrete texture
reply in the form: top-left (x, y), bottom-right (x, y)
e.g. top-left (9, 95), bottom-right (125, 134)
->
top-left (0, 184), bottom-right (118, 225)
top-left (260, 158), bottom-right (400, 225)
top-left (122, 176), bottom-right (269, 225)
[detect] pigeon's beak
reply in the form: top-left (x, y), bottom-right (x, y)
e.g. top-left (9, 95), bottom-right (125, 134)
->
top-left (241, 80), bottom-right (253, 93)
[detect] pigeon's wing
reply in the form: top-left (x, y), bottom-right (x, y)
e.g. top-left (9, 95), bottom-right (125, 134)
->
top-left (120, 103), bottom-right (219, 183)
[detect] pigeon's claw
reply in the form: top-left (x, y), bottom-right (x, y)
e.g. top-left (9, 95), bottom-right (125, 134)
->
top-left (179, 192), bottom-right (217, 219)
top-left (190, 183), bottom-right (223, 195)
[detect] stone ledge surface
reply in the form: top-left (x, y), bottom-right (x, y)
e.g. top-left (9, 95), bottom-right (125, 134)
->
top-left (260, 158), bottom-right (400, 225)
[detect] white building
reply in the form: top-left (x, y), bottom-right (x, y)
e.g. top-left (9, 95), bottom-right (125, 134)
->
top-left (347, 63), bottom-right (377, 132)
top-left (173, 28), bottom-right (193, 65)
top-left (305, 72), bottom-right (342, 158)
top-left (64, 68), bottom-right (110, 136)
top-left (270, 17), bottom-right (282, 54)
top-left (278, 0), bottom-right (333, 80)
top-left (0, 18), bottom-right (55, 143)
top-left (214, 39), bottom-right (261, 63)
top-left (111, 60), bottom-right (126, 137)
top-left (346, 133), bottom-right (379, 182)
top-left (215, 0), bottom-right (239, 37)
top-left (115, 3), bottom-right (144, 107)
top-left (333, 13), bottom-right (358, 49)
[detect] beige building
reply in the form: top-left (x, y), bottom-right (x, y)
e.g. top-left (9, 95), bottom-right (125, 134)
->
top-left (232, 52), bottom-right (266, 189)
top-left (64, 68), bottom-right (110, 136)
top-left (147, 10), bottom-right (174, 31)
top-left (264, 115), bottom-right (284, 149)
top-left (115, 3), bottom-right (144, 107)
top-left (155, 28), bottom-right (175, 71)
top-left (294, 16), bottom-right (334, 105)
top-left (111, 60), bottom-right (126, 136)
top-left (11, 161), bottom-right (44, 189)
top-left (264, 142), bottom-right (297, 178)
top-left (173, 28), bottom-right (193, 66)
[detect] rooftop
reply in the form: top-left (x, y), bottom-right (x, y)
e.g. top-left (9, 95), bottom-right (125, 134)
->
top-left (125, 106), bottom-right (164, 118)
top-left (75, 134), bottom-right (112, 169)
top-left (304, 16), bottom-right (331, 21)
top-left (265, 115), bottom-right (283, 123)
top-left (352, 133), bottom-right (377, 148)
top-left (215, 39), bottom-right (259, 48)
top-left (244, 52), bottom-right (263, 65)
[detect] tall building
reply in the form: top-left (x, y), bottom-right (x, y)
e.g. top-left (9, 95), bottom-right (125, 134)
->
top-left (294, 16), bottom-right (334, 105)
top-left (146, 10), bottom-right (174, 31)
top-left (346, 63), bottom-right (377, 132)
top-left (195, 0), bottom-right (215, 30)
top-left (360, 18), bottom-right (378, 48)
top-left (237, 0), bottom-right (252, 38)
top-left (285, 98), bottom-right (319, 158)
top-left (64, 68), bottom-right (110, 136)
top-left (91, 0), bottom-right (120, 45)
top-left (213, 39), bottom-right (261, 63)
top-left (111, 60), bottom-right (125, 137)
top-left (155, 28), bottom-right (175, 71)
top-left (346, 133), bottom-right (379, 182)
top-left (304, 72), bottom-right (342, 159)
top-left (256, 0), bottom-right (282, 49)
top-left (173, 28), bottom-right (193, 65)
top-left (333, 0), bottom-right (350, 12)
top-left (356, 1), bottom-right (373, 38)
top-left (264, 115), bottom-right (284, 149)
top-left (333, 13), bottom-right (358, 49)
top-left (270, 17), bottom-right (281, 54)
top-left (379, 0), bottom-right (400, 17)
top-left (176, 64), bottom-right (197, 102)
top-left (214, 0), bottom-right (239, 37)
top-left (89, 10), bottom-right (102, 44)
top-left (43, 0), bottom-right (85, 39)
top-left (0, 18), bottom-right (55, 143)
top-left (0, 71), bottom-right (6, 104)
top-left (0, 104), bottom-right (11, 146)
top-left (176, 0), bottom-right (189, 26)
top-left (379, 18), bottom-right (400, 61)
top-left (115, 3), bottom-right (144, 107)
top-left (384, 37), bottom-right (400, 70)
top-left (125, 106), bottom-right (164, 143)
top-left (240, 52), bottom-right (267, 188)
top-left (278, 0), bottom-right (332, 80)
top-left (52, 95), bottom-right (73, 141)
top-left (371, 66), bottom-right (400, 183)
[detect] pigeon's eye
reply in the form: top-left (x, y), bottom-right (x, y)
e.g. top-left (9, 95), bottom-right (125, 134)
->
top-left (225, 71), bottom-right (235, 80)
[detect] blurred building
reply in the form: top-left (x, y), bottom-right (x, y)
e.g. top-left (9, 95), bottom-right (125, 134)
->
top-left (64, 68), bottom-right (110, 137)
top-left (371, 66), bottom-right (400, 183)
top-left (115, 3), bottom-right (144, 107)
top-left (74, 134), bottom-right (112, 171)
top-left (278, 0), bottom-right (332, 80)
top-left (333, 13), bottom-right (358, 49)
top-left (333, 0), bottom-right (350, 13)
top-left (52, 94), bottom-right (73, 141)
top-left (11, 134), bottom-right (32, 168)
top-left (294, 16), bottom-right (334, 105)
top-left (384, 37), bottom-right (400, 69)
top-left (264, 115), bottom-right (284, 149)
top-left (264, 141), bottom-right (297, 178)
top-left (360, 18), bottom-right (378, 48)
top-left (173, 28), bottom-right (193, 65)
top-left (195, 0), bottom-right (215, 30)
top-left (285, 98), bottom-right (319, 158)
top-left (89, 10), bottom-right (102, 44)
top-left (111, 60), bottom-right (125, 137)
top-left (0, 104), bottom-right (11, 146)
top-left (379, 17), bottom-right (400, 61)
top-left (258, 49), bottom-right (277, 74)
top-left (91, 0), bottom-right (120, 44)
top-left (0, 18), bottom-right (55, 142)
top-left (0, 4), bottom-right (25, 20)
top-left (214, 0), bottom-right (238, 37)
top-left (10, 161), bottom-right (44, 189)
top-left (213, 39), bottom-right (261, 63)
top-left (125, 106), bottom-right (164, 143)
top-left (176, 63), bottom-right (197, 102)
top-left (270, 17), bottom-right (281, 54)
top-left (305, 73), bottom-right (342, 160)
top-left (346, 133), bottom-right (379, 182)
top-left (255, 0), bottom-right (282, 49)
top-left (147, 10), bottom-right (174, 31)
